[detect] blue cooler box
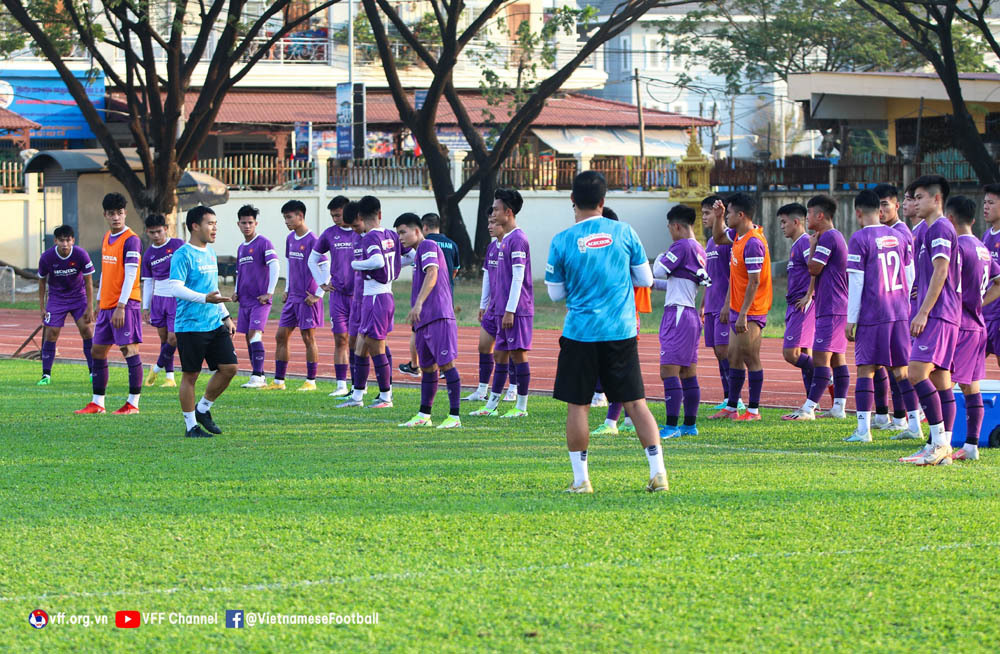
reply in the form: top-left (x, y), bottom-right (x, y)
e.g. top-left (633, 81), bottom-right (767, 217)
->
top-left (951, 381), bottom-right (1000, 448)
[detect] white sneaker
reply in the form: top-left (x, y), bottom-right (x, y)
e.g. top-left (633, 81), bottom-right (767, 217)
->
top-left (819, 407), bottom-right (848, 419)
top-left (890, 416), bottom-right (908, 430)
top-left (503, 387), bottom-right (517, 402)
top-left (891, 428), bottom-right (924, 441)
top-left (844, 429), bottom-right (873, 443)
top-left (463, 389), bottom-right (488, 402)
top-left (913, 443), bottom-right (953, 466)
top-left (591, 392), bottom-right (608, 408)
top-left (241, 375), bottom-right (267, 389)
top-left (899, 444), bottom-right (932, 463)
top-left (781, 408), bottom-right (815, 421)
top-left (872, 415), bottom-right (893, 430)
top-left (328, 384), bottom-right (350, 397)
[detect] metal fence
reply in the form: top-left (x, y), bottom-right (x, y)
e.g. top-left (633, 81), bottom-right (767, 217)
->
top-left (0, 161), bottom-right (23, 192)
top-left (328, 155), bottom-right (429, 189)
top-left (591, 156), bottom-right (678, 190)
top-left (189, 155), bottom-right (314, 191)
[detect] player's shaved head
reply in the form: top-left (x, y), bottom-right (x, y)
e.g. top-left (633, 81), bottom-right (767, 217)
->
top-left (854, 190), bottom-right (880, 213)
top-left (912, 174), bottom-right (950, 202)
top-left (358, 195), bottom-right (381, 222)
top-left (807, 195), bottom-right (837, 219)
top-left (776, 203), bottom-right (806, 220)
top-left (667, 204), bottom-right (696, 225)
top-left (945, 195), bottom-right (976, 224)
top-left (393, 212), bottom-right (422, 229)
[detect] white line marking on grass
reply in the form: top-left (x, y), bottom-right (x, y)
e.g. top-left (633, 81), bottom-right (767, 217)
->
top-left (1, 542), bottom-right (993, 604)
top-left (677, 442), bottom-right (878, 462)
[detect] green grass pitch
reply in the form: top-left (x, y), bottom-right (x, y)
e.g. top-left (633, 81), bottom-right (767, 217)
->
top-left (4, 357), bottom-right (1000, 652)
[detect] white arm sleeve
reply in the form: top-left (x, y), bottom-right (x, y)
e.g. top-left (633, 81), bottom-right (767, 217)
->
top-left (652, 257), bottom-right (670, 279)
top-left (266, 259), bottom-right (280, 295)
top-left (117, 263), bottom-right (139, 306)
top-left (905, 261), bottom-right (915, 292)
top-left (652, 279), bottom-right (669, 291)
top-left (847, 270), bottom-right (864, 324)
top-left (169, 278), bottom-right (207, 303)
top-left (307, 251), bottom-right (328, 298)
top-left (141, 279), bottom-right (153, 310)
top-left (631, 262), bottom-right (654, 288)
top-left (400, 250), bottom-right (417, 267)
top-left (480, 269), bottom-right (491, 310)
top-left (505, 264), bottom-right (526, 313)
top-left (351, 253), bottom-right (385, 270)
top-left (546, 281), bottom-right (566, 302)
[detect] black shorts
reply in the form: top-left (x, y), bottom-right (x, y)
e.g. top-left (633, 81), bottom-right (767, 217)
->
top-left (553, 336), bottom-right (645, 405)
top-left (176, 326), bottom-right (238, 373)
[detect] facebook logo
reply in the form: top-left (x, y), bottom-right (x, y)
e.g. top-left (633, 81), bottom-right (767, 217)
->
top-left (225, 610), bottom-right (244, 628)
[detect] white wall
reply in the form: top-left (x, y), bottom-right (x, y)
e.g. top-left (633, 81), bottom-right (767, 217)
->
top-left (0, 179), bottom-right (46, 269)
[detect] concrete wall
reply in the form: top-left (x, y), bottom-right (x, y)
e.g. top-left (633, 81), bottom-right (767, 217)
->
top-left (0, 176), bottom-right (50, 269)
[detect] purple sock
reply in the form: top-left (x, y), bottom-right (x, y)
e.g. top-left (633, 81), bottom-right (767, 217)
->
top-left (515, 362), bottom-right (530, 396)
top-left (855, 377), bottom-right (874, 412)
top-left (718, 359), bottom-right (730, 399)
top-left (809, 366), bottom-right (832, 403)
top-left (163, 344), bottom-right (176, 373)
top-left (873, 367), bottom-right (889, 415)
top-left (249, 342), bottom-right (265, 376)
top-left (478, 352), bottom-right (493, 385)
top-left (125, 354), bottom-right (143, 395)
top-left (306, 361), bottom-right (317, 381)
top-left (727, 368), bottom-right (746, 409)
top-left (491, 362), bottom-right (508, 395)
top-left (354, 356), bottom-right (370, 391)
top-left (82, 337), bottom-right (93, 373)
top-left (682, 376), bottom-right (700, 425)
top-left (373, 353), bottom-right (391, 393)
top-left (889, 374), bottom-right (905, 418)
top-left (41, 340), bottom-right (56, 375)
top-left (915, 379), bottom-right (943, 425)
top-left (92, 358), bottom-right (108, 395)
top-left (898, 378), bottom-right (919, 412)
top-left (833, 365), bottom-right (850, 399)
top-left (508, 361), bottom-right (518, 389)
top-left (938, 388), bottom-right (956, 432)
top-left (606, 402), bottom-right (623, 422)
top-left (335, 363), bottom-right (348, 383)
top-left (275, 360), bottom-right (288, 381)
top-left (795, 353), bottom-right (814, 395)
top-left (384, 346), bottom-right (392, 370)
top-left (965, 392), bottom-right (984, 445)
top-left (595, 379), bottom-right (603, 394)
top-left (444, 367), bottom-right (461, 415)
top-left (663, 376), bottom-right (682, 426)
top-left (748, 370), bottom-right (764, 409)
top-left (156, 343), bottom-right (174, 370)
top-left (348, 351), bottom-right (357, 386)
top-left (419, 371), bottom-right (438, 414)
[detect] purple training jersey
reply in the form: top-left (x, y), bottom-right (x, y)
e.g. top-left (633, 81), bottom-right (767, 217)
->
top-left (982, 227), bottom-right (1000, 323)
top-left (847, 225), bottom-right (910, 325)
top-left (359, 227), bottom-right (401, 287)
top-left (410, 239), bottom-right (456, 328)
top-left (37, 246), bottom-right (94, 302)
top-left (786, 233), bottom-right (812, 303)
top-left (916, 217), bottom-right (962, 325)
top-left (703, 236), bottom-right (730, 314)
top-left (236, 234), bottom-right (279, 301)
top-left (810, 228), bottom-right (848, 317)
top-left (286, 231), bottom-right (324, 301)
top-left (314, 225), bottom-right (358, 295)
top-left (957, 234), bottom-right (1000, 330)
top-left (484, 239), bottom-right (501, 316)
top-left (653, 238), bottom-right (708, 308)
top-left (141, 237), bottom-right (185, 282)
top-left (494, 227), bottom-right (534, 316)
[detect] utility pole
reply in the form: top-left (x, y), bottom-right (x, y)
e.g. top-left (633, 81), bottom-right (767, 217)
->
top-left (348, 0), bottom-right (354, 85)
top-left (729, 96), bottom-right (735, 160)
top-left (635, 68), bottom-right (645, 187)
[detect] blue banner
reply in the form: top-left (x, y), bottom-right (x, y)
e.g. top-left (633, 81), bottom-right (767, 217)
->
top-left (336, 82), bottom-right (353, 159)
top-left (0, 69), bottom-right (105, 139)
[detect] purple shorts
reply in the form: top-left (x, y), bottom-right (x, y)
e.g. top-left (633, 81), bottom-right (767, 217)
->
top-left (348, 296), bottom-right (363, 337)
top-left (659, 305), bottom-right (701, 366)
top-left (360, 293), bottom-right (394, 341)
top-left (986, 317), bottom-right (1000, 356)
top-left (910, 316), bottom-right (958, 370)
top-left (495, 314), bottom-right (533, 351)
top-left (237, 301), bottom-right (271, 334)
top-left (480, 311), bottom-right (500, 339)
top-left (854, 320), bottom-right (910, 367)
top-left (728, 309), bottom-right (767, 332)
top-left (415, 318), bottom-right (459, 367)
top-left (93, 301), bottom-right (142, 346)
top-left (703, 311), bottom-right (730, 348)
top-left (328, 291), bottom-right (352, 335)
top-left (44, 296), bottom-right (88, 328)
top-left (783, 303), bottom-right (816, 350)
top-left (813, 314), bottom-right (847, 354)
top-left (952, 327), bottom-right (987, 385)
top-left (149, 295), bottom-right (176, 332)
top-left (279, 298), bottom-right (323, 331)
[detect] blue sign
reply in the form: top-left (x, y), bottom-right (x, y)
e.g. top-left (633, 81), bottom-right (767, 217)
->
top-left (336, 82), bottom-right (353, 159)
top-left (0, 69), bottom-right (105, 139)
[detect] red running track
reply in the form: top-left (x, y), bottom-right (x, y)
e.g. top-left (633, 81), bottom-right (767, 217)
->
top-left (4, 308), bottom-right (996, 409)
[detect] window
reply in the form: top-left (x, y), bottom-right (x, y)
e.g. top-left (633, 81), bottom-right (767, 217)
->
top-left (620, 36), bottom-right (631, 72)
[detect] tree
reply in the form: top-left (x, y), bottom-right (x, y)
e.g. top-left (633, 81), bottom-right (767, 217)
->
top-left (363, 0), bottom-right (687, 267)
top-left (1, 0), bottom-right (342, 222)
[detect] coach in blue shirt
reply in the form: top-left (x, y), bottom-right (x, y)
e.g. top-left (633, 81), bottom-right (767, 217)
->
top-left (169, 206), bottom-right (238, 438)
top-left (545, 170), bottom-right (668, 494)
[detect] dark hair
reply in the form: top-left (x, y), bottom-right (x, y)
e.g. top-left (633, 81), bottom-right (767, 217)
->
top-left (342, 201), bottom-right (360, 225)
top-left (53, 224), bottom-right (75, 239)
top-left (776, 202), bottom-right (807, 219)
top-left (807, 194), bottom-right (837, 219)
top-left (237, 204), bottom-right (260, 219)
top-left (602, 206), bottom-right (619, 221)
top-left (726, 192), bottom-right (755, 219)
top-left (327, 195), bottom-right (350, 211)
top-left (144, 214), bottom-right (167, 229)
top-left (701, 194), bottom-right (723, 209)
top-left (572, 171), bottom-right (607, 210)
top-left (393, 212), bottom-right (423, 229)
top-left (358, 195), bottom-right (381, 220)
top-left (421, 213), bottom-right (442, 230)
top-left (945, 195), bottom-right (976, 224)
top-left (667, 204), bottom-right (696, 225)
top-left (102, 192), bottom-right (127, 211)
top-left (494, 188), bottom-right (524, 215)
top-left (904, 181), bottom-right (918, 197)
top-left (984, 184), bottom-right (1000, 197)
top-left (185, 205), bottom-right (216, 230)
top-left (281, 200), bottom-right (307, 216)
top-left (854, 190), bottom-right (880, 212)
top-left (873, 183), bottom-right (898, 200)
top-left (911, 174), bottom-right (950, 202)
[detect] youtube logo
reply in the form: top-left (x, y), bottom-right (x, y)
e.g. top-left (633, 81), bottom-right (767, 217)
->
top-left (115, 611), bottom-right (141, 628)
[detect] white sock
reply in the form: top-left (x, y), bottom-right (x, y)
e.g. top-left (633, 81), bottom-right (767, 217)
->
top-left (833, 398), bottom-right (846, 412)
top-left (42, 373), bottom-right (50, 379)
top-left (92, 394), bottom-right (105, 408)
top-left (516, 394), bottom-right (528, 411)
top-left (747, 407), bottom-right (760, 415)
top-left (127, 394), bottom-right (140, 407)
top-left (197, 396), bottom-right (214, 413)
top-left (485, 392), bottom-right (501, 410)
top-left (379, 390), bottom-right (392, 402)
top-left (417, 411), bottom-right (430, 419)
top-left (273, 378), bottom-right (285, 386)
top-left (623, 416), bottom-right (634, 427)
top-left (336, 379), bottom-right (347, 390)
top-left (645, 444), bottom-right (665, 477)
top-left (803, 399), bottom-right (818, 413)
top-left (165, 371), bottom-right (175, 381)
top-left (964, 443), bottom-right (978, 453)
top-left (857, 410), bottom-right (871, 434)
top-left (569, 450), bottom-right (589, 485)
top-left (477, 383), bottom-right (488, 395)
top-left (929, 423), bottom-right (947, 447)
top-left (152, 364), bottom-right (164, 374)
top-left (604, 418), bottom-right (618, 428)
top-left (183, 411), bottom-right (197, 430)
top-left (907, 410), bottom-right (921, 432)
top-left (352, 388), bottom-right (364, 401)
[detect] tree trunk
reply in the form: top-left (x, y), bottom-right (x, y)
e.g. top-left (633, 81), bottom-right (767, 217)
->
top-left (422, 145), bottom-right (475, 271)
top-left (939, 77), bottom-right (999, 185)
top-left (475, 167), bottom-right (499, 256)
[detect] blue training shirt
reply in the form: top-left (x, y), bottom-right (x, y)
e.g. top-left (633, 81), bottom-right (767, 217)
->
top-left (545, 216), bottom-right (648, 342)
top-left (169, 242), bottom-right (227, 333)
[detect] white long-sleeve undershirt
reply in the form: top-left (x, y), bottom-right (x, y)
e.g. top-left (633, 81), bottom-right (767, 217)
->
top-left (351, 253), bottom-right (385, 270)
top-left (847, 270), bottom-right (863, 324)
top-left (480, 269), bottom-right (491, 310)
top-left (306, 250), bottom-right (329, 298)
top-left (546, 281), bottom-right (566, 302)
top-left (169, 278), bottom-right (207, 303)
top-left (505, 264), bottom-right (525, 313)
top-left (141, 278), bottom-right (153, 310)
top-left (631, 261), bottom-right (654, 288)
top-left (117, 264), bottom-right (139, 306)
top-left (266, 259), bottom-right (280, 295)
